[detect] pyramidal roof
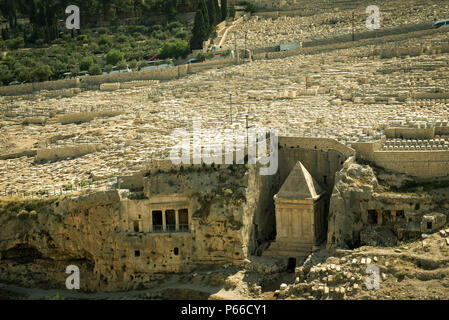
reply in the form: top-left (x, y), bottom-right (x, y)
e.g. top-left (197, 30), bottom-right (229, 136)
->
top-left (276, 161), bottom-right (324, 200)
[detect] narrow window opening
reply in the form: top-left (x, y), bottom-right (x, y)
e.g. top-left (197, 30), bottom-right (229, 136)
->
top-left (174, 248), bottom-right (179, 256)
top-left (368, 210), bottom-right (377, 224)
top-left (152, 211), bottom-right (163, 232)
top-left (287, 258), bottom-right (296, 273)
top-left (166, 210), bottom-right (176, 232)
top-left (179, 209), bottom-right (189, 232)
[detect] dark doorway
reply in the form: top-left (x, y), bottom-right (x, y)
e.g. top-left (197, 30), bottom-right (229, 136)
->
top-left (287, 257), bottom-right (296, 273)
top-left (383, 210), bottom-right (391, 224)
top-left (179, 209), bottom-right (189, 232)
top-left (368, 210), bottom-right (377, 224)
top-left (152, 211), bottom-right (163, 232)
top-left (166, 210), bottom-right (176, 232)
top-left (133, 220), bottom-right (140, 232)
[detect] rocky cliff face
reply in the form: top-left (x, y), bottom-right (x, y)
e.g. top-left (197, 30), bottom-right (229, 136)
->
top-left (0, 192), bottom-right (122, 291)
top-left (327, 157), bottom-right (449, 250)
top-left (327, 157), bottom-right (380, 249)
top-left (0, 164), bottom-right (277, 292)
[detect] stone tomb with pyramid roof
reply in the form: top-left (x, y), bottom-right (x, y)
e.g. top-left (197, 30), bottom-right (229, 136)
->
top-left (264, 161), bottom-right (327, 259)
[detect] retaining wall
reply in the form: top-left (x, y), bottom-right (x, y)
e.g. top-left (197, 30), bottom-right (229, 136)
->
top-left (353, 141), bottom-right (449, 179)
top-left (35, 144), bottom-right (103, 162)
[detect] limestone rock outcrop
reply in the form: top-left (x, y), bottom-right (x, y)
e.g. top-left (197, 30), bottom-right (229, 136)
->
top-left (327, 157), bottom-right (379, 249)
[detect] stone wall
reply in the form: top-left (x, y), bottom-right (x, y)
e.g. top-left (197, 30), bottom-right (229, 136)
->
top-left (370, 151), bottom-right (449, 179)
top-left (0, 79), bottom-right (80, 96)
top-left (385, 127), bottom-right (435, 139)
top-left (353, 141), bottom-right (449, 179)
top-left (278, 137), bottom-right (355, 192)
top-left (0, 59), bottom-right (240, 96)
top-left (35, 144), bottom-right (103, 162)
top-left (55, 111), bottom-right (123, 125)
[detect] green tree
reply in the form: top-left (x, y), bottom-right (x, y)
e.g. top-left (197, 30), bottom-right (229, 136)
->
top-left (214, 0), bottom-right (220, 23)
top-left (116, 60), bottom-right (127, 70)
top-left (31, 64), bottom-right (53, 82)
top-left (0, 0), bottom-right (18, 29)
top-left (0, 64), bottom-right (13, 85)
top-left (128, 60), bottom-right (138, 70)
top-left (199, 0), bottom-right (210, 31)
top-left (245, 1), bottom-right (257, 13)
top-left (5, 37), bottom-right (24, 50)
top-left (79, 56), bottom-right (94, 71)
top-left (16, 67), bottom-right (32, 83)
top-left (137, 60), bottom-right (147, 70)
top-left (104, 64), bottom-right (113, 73)
top-left (88, 64), bottom-right (102, 75)
top-left (98, 35), bottom-right (113, 47)
top-left (161, 39), bottom-right (190, 59)
top-left (221, 0), bottom-right (228, 21)
top-left (190, 2), bottom-right (209, 50)
top-left (206, 0), bottom-right (217, 30)
top-left (196, 52), bottom-right (207, 60)
top-left (105, 49), bottom-right (124, 65)
top-left (229, 4), bottom-right (236, 18)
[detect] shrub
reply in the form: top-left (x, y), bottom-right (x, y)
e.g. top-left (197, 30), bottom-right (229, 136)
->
top-left (137, 60), bottom-right (147, 70)
top-left (116, 60), bottom-right (128, 70)
top-left (79, 56), bottom-right (94, 71)
top-left (17, 210), bottom-right (30, 219)
top-left (97, 27), bottom-right (108, 35)
top-left (196, 52), bottom-right (207, 60)
top-left (98, 35), bottom-right (113, 47)
top-left (76, 34), bottom-right (89, 43)
top-left (29, 210), bottom-right (38, 220)
top-left (16, 67), bottom-right (32, 83)
top-left (115, 34), bottom-right (129, 43)
top-left (104, 64), bottom-right (113, 73)
top-left (128, 60), bottom-right (138, 70)
top-left (5, 37), bottom-right (24, 50)
top-left (88, 42), bottom-right (101, 54)
top-left (160, 39), bottom-right (190, 59)
top-left (0, 64), bottom-right (13, 85)
top-left (88, 64), bottom-right (102, 75)
top-left (245, 1), bottom-right (257, 13)
top-left (167, 21), bottom-right (184, 31)
top-left (31, 64), bottom-right (53, 82)
top-left (105, 49), bottom-right (124, 65)
top-left (229, 5), bottom-right (236, 18)
top-left (175, 29), bottom-right (188, 39)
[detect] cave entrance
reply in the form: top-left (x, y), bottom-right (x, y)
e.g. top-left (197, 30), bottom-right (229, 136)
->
top-left (287, 257), bottom-right (296, 273)
top-left (1, 245), bottom-right (42, 263)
